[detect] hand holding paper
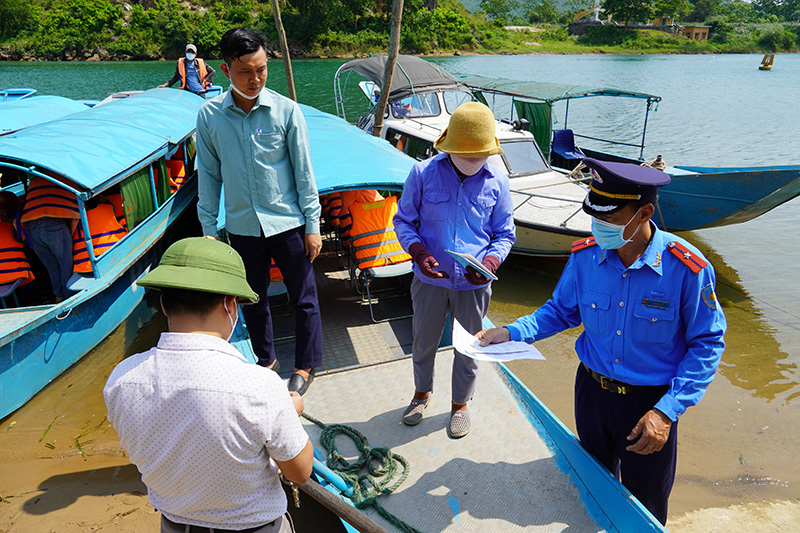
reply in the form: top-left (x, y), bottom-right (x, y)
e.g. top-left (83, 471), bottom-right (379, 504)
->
top-left (453, 319), bottom-right (545, 362)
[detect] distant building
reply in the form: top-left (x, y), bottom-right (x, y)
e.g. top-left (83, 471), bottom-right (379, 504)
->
top-left (683, 25), bottom-right (710, 40)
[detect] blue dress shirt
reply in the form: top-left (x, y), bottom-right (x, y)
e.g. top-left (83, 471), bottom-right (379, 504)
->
top-left (394, 154), bottom-right (516, 290)
top-left (196, 88), bottom-right (320, 239)
top-left (505, 225), bottom-right (726, 421)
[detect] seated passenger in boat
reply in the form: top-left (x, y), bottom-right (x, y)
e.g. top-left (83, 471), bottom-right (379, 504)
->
top-left (20, 176), bottom-right (80, 302)
top-left (104, 237), bottom-right (313, 533)
top-left (0, 191), bottom-right (35, 299)
top-left (72, 199), bottom-right (128, 275)
top-left (394, 102), bottom-right (516, 439)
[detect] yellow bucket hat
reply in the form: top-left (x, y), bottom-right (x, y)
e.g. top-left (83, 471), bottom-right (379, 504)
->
top-left (433, 101), bottom-right (503, 158)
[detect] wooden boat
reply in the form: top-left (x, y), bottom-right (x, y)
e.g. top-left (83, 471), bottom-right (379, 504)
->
top-left (223, 104), bottom-right (666, 531)
top-left (334, 55), bottom-right (594, 258)
top-left (454, 73), bottom-right (800, 234)
top-left (0, 88), bottom-right (204, 419)
top-left (0, 93), bottom-right (89, 135)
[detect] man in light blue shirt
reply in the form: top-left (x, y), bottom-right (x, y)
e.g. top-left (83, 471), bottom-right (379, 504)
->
top-left (196, 28), bottom-right (322, 395)
top-left (394, 102), bottom-right (515, 438)
top-left (478, 158), bottom-right (726, 524)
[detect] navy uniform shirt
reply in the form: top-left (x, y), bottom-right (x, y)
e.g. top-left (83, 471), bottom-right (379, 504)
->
top-left (505, 224), bottom-right (726, 421)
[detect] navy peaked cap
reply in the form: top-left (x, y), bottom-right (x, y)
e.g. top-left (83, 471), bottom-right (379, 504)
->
top-left (582, 157), bottom-right (671, 217)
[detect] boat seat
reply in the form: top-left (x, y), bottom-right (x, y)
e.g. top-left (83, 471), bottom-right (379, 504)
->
top-left (0, 278), bottom-right (23, 308)
top-left (551, 129), bottom-right (585, 161)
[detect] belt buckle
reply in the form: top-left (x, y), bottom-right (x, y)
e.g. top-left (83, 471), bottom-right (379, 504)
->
top-left (600, 375), bottom-right (627, 394)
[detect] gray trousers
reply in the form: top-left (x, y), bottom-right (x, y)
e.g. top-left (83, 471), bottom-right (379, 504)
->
top-left (161, 513), bottom-right (294, 533)
top-left (410, 277), bottom-right (492, 404)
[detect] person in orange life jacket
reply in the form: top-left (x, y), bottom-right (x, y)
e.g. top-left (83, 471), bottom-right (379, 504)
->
top-left (159, 43), bottom-right (216, 95)
top-left (0, 191), bottom-right (35, 289)
top-left (20, 176), bottom-right (80, 302)
top-left (393, 102), bottom-right (516, 439)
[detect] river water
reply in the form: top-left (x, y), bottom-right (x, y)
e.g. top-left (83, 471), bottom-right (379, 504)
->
top-left (1, 54), bottom-right (799, 520)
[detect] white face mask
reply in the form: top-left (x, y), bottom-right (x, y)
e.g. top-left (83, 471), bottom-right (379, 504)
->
top-left (450, 154), bottom-right (488, 176)
top-left (591, 207), bottom-right (643, 250)
top-left (185, 52), bottom-right (196, 61)
top-left (230, 81), bottom-right (260, 101)
top-left (225, 297), bottom-right (239, 342)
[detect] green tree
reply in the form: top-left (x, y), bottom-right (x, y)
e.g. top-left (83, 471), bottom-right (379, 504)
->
top-left (687, 0), bottom-right (721, 21)
top-left (653, 0), bottom-right (690, 22)
top-left (523, 0), bottom-right (560, 23)
top-left (480, 0), bottom-right (519, 21)
top-left (602, 0), bottom-right (654, 26)
top-left (0, 0), bottom-right (36, 39)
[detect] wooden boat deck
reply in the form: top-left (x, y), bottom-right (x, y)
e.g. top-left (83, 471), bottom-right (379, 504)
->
top-left (262, 251), bottom-right (606, 532)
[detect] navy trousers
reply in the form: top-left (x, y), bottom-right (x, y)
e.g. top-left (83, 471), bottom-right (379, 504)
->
top-left (229, 227), bottom-right (323, 370)
top-left (574, 363), bottom-right (678, 525)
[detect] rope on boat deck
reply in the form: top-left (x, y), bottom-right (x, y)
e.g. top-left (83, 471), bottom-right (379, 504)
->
top-left (302, 412), bottom-right (422, 533)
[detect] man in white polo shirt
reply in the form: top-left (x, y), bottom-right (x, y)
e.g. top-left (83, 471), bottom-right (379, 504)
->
top-left (104, 237), bottom-right (313, 533)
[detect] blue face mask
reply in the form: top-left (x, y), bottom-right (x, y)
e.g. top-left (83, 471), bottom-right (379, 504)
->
top-left (591, 207), bottom-right (642, 250)
top-left (185, 52), bottom-right (196, 61)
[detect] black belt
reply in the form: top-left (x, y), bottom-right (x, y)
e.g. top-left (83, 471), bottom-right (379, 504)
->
top-left (582, 363), bottom-right (668, 395)
top-left (163, 516), bottom-right (274, 533)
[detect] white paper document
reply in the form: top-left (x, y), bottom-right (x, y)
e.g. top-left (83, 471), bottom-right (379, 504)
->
top-left (444, 250), bottom-right (498, 281)
top-left (453, 319), bottom-right (545, 362)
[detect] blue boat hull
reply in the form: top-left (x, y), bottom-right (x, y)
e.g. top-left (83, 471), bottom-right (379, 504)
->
top-left (0, 179), bottom-right (197, 420)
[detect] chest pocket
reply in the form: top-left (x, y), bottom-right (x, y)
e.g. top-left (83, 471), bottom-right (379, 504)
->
top-left (421, 189), bottom-right (449, 221)
top-left (254, 131), bottom-right (287, 165)
top-left (632, 302), bottom-right (678, 344)
top-left (580, 290), bottom-right (610, 334)
top-left (472, 191), bottom-right (497, 223)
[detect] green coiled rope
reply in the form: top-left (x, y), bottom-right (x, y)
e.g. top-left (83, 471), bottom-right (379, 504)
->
top-left (302, 412), bottom-right (422, 533)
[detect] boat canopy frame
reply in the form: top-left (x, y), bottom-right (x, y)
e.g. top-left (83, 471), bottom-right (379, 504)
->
top-left (452, 73), bottom-right (662, 160)
top-left (334, 54), bottom-right (462, 123)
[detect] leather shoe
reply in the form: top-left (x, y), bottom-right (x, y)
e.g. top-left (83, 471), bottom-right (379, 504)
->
top-left (288, 368), bottom-right (316, 396)
top-left (266, 359), bottom-right (280, 374)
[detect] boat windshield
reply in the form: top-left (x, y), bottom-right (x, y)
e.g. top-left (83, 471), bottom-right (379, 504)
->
top-left (391, 93), bottom-right (440, 118)
top-left (442, 90), bottom-right (475, 114)
top-left (501, 140), bottom-right (550, 176)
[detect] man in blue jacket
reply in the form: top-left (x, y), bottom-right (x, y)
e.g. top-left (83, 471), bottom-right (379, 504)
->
top-left (477, 158), bottom-right (726, 524)
top-left (394, 102), bottom-right (516, 439)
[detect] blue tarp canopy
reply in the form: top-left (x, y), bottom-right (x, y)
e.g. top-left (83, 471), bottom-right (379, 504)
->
top-left (0, 88), bottom-right (203, 195)
top-left (0, 95), bottom-right (88, 135)
top-left (300, 103), bottom-right (415, 193)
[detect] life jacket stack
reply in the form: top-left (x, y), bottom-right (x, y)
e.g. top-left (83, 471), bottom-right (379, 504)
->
top-left (0, 221), bottom-right (34, 287)
top-left (349, 196), bottom-right (411, 270)
top-left (103, 193), bottom-right (128, 231)
top-left (167, 159), bottom-right (186, 194)
top-left (72, 203), bottom-right (128, 274)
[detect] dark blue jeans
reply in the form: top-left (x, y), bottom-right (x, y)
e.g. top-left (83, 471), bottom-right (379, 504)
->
top-left (228, 226), bottom-right (322, 370)
top-left (25, 217), bottom-right (74, 299)
top-left (574, 363), bottom-right (677, 525)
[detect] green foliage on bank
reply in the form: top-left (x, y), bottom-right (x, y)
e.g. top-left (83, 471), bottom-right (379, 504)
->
top-left (0, 0), bottom-right (797, 60)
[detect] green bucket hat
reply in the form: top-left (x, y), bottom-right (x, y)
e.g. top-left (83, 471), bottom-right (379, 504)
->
top-left (137, 237), bottom-right (259, 304)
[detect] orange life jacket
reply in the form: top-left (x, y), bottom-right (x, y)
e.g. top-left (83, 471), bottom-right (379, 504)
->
top-left (270, 259), bottom-right (283, 281)
top-left (103, 193), bottom-right (128, 231)
top-left (340, 190), bottom-right (383, 245)
top-left (0, 221), bottom-right (34, 286)
top-left (166, 159), bottom-right (186, 194)
top-left (325, 193), bottom-right (343, 228)
top-left (349, 196), bottom-right (411, 270)
top-left (177, 58), bottom-right (212, 91)
top-left (72, 203), bottom-right (127, 274)
top-left (20, 177), bottom-right (80, 223)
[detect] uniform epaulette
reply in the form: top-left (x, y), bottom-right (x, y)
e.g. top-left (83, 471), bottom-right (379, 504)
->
top-left (667, 241), bottom-right (707, 274)
top-left (571, 236), bottom-right (597, 253)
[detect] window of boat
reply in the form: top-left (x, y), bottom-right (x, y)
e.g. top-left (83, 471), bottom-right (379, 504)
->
top-left (391, 93), bottom-right (440, 119)
top-left (442, 91), bottom-right (475, 115)
top-left (119, 165), bottom-right (156, 230)
top-left (500, 140), bottom-right (550, 175)
top-left (386, 128), bottom-right (435, 161)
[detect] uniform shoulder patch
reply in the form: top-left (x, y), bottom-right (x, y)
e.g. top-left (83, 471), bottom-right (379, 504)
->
top-left (667, 241), bottom-right (707, 274)
top-left (572, 236), bottom-right (597, 253)
top-left (701, 283), bottom-right (719, 310)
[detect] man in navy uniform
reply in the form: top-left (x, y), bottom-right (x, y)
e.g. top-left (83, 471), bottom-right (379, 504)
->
top-left (477, 158), bottom-right (726, 524)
